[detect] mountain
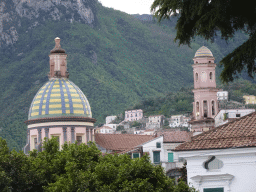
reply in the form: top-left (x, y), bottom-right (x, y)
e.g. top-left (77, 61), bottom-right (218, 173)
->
top-left (0, 0), bottom-right (250, 150)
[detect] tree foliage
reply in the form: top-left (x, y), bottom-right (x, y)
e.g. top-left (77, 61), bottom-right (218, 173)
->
top-left (151, 0), bottom-right (256, 82)
top-left (0, 137), bottom-right (197, 192)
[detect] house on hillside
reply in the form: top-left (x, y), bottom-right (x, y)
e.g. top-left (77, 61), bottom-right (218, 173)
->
top-left (125, 109), bottom-right (143, 121)
top-left (106, 116), bottom-right (117, 124)
top-left (95, 126), bottom-right (114, 134)
top-left (214, 108), bottom-right (255, 127)
top-left (243, 95), bottom-right (256, 104)
top-left (146, 115), bottom-right (165, 129)
top-left (173, 112), bottom-right (256, 192)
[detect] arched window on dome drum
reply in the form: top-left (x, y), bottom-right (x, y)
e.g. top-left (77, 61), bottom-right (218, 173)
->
top-left (196, 102), bottom-right (199, 118)
top-left (195, 73), bottom-right (198, 81)
top-left (209, 72), bottom-right (213, 80)
top-left (212, 100), bottom-right (215, 116)
top-left (203, 100), bottom-right (208, 117)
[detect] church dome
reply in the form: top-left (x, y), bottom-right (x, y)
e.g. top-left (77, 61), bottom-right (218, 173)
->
top-left (194, 46), bottom-right (213, 57)
top-left (28, 78), bottom-right (92, 120)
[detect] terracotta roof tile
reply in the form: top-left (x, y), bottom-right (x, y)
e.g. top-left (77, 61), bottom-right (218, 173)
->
top-left (157, 131), bottom-right (192, 143)
top-left (95, 134), bottom-right (154, 152)
top-left (174, 112), bottom-right (256, 151)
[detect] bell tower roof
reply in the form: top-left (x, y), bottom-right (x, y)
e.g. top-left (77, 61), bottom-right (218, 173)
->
top-left (50, 37), bottom-right (66, 54)
top-left (194, 46), bottom-right (213, 57)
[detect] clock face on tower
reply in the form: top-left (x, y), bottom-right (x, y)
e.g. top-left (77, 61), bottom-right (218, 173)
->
top-left (201, 72), bottom-right (207, 82)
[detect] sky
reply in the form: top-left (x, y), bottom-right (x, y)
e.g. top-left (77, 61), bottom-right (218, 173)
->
top-left (99, 0), bottom-right (155, 15)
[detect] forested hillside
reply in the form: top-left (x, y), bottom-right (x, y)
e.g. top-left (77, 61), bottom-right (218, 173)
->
top-left (129, 80), bottom-right (256, 118)
top-left (0, 0), bottom-right (251, 150)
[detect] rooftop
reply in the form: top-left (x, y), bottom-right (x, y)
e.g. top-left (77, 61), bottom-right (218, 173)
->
top-left (174, 112), bottom-right (256, 151)
top-left (157, 131), bottom-right (192, 143)
top-left (194, 46), bottom-right (213, 58)
top-left (95, 134), bottom-right (154, 153)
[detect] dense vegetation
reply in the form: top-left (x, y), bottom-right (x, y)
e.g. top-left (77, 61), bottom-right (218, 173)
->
top-left (0, 137), bottom-right (197, 192)
top-left (0, 1), bottom-right (252, 150)
top-left (129, 79), bottom-right (256, 118)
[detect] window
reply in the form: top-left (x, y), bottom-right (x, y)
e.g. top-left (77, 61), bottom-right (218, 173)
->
top-left (168, 152), bottom-right (174, 162)
top-left (127, 115), bottom-right (129, 118)
top-left (196, 102), bottom-right (199, 117)
top-left (132, 153), bottom-right (140, 159)
top-left (153, 151), bottom-right (160, 164)
top-left (76, 136), bottom-right (82, 145)
top-left (204, 156), bottom-right (223, 170)
top-left (34, 137), bottom-right (37, 146)
top-left (209, 72), bottom-right (213, 80)
top-left (135, 114), bottom-right (137, 117)
top-left (211, 101), bottom-right (215, 116)
top-left (204, 188), bottom-right (224, 192)
top-left (236, 114), bottom-right (241, 117)
top-left (203, 100), bottom-right (208, 117)
top-left (156, 142), bottom-right (161, 148)
top-left (195, 73), bottom-right (198, 81)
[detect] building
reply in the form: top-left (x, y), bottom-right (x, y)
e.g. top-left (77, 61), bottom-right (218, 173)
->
top-left (243, 95), bottom-right (256, 104)
top-left (104, 123), bottom-right (118, 130)
top-left (189, 46), bottom-right (219, 133)
top-left (23, 38), bottom-right (96, 154)
top-left (95, 126), bottom-right (114, 134)
top-left (105, 115), bottom-right (117, 124)
top-left (214, 108), bottom-right (255, 127)
top-left (174, 112), bottom-right (256, 192)
top-left (146, 115), bottom-right (165, 129)
top-left (125, 109), bottom-right (143, 121)
top-left (159, 131), bottom-right (192, 180)
top-left (169, 115), bottom-right (191, 128)
top-left (217, 91), bottom-right (228, 100)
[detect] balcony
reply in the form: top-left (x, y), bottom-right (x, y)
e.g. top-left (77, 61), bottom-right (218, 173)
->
top-left (161, 161), bottom-right (184, 172)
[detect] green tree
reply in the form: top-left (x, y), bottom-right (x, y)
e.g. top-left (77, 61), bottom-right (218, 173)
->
top-left (132, 121), bottom-right (142, 128)
top-left (116, 125), bottom-right (124, 131)
top-left (151, 0), bottom-right (256, 82)
top-left (0, 137), bottom-right (197, 191)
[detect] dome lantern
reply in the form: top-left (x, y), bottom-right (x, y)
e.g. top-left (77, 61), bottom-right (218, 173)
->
top-left (49, 37), bottom-right (69, 79)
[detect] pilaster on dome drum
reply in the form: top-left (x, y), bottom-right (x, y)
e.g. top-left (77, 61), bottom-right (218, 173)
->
top-left (194, 46), bottom-right (213, 57)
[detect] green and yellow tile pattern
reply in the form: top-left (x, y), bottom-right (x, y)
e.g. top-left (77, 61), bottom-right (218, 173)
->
top-left (28, 79), bottom-right (92, 120)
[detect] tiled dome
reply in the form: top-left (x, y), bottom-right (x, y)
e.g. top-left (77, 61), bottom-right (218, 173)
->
top-left (194, 46), bottom-right (213, 57)
top-left (28, 78), bottom-right (92, 120)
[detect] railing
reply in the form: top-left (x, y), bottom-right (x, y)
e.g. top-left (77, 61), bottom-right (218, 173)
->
top-left (23, 144), bottom-right (30, 155)
top-left (161, 161), bottom-right (183, 172)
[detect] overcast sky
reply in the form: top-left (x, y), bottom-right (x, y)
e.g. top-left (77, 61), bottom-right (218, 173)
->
top-left (99, 0), bottom-right (155, 15)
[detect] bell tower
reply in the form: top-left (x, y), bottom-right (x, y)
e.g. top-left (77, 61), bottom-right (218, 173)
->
top-left (190, 46), bottom-right (219, 133)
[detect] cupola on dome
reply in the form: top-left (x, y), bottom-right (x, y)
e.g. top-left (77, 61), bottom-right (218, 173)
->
top-left (194, 46), bottom-right (213, 57)
top-left (28, 37), bottom-right (92, 120)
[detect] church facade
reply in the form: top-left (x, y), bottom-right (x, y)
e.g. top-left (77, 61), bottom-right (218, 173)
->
top-left (23, 37), bottom-right (96, 154)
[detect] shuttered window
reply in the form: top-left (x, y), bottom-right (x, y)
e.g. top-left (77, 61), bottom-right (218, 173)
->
top-left (204, 188), bottom-right (224, 192)
top-left (133, 153), bottom-right (139, 159)
top-left (168, 152), bottom-right (174, 162)
top-left (153, 151), bottom-right (160, 164)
